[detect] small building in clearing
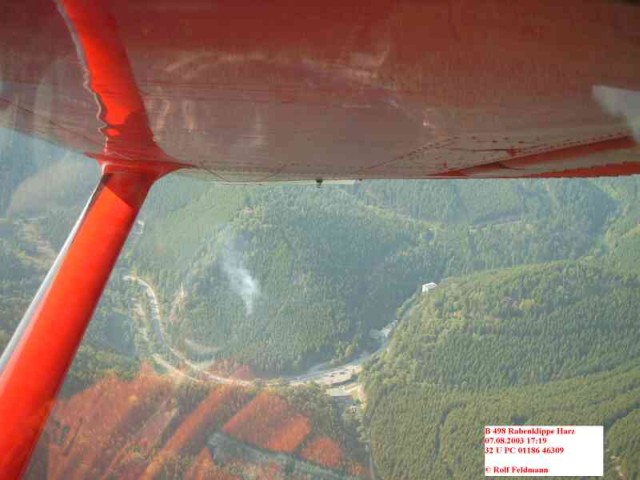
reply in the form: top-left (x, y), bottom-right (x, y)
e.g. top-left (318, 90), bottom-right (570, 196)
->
top-left (421, 282), bottom-right (438, 294)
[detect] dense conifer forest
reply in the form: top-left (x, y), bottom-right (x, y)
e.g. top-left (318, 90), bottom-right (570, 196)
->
top-left (1, 136), bottom-right (639, 478)
top-left (363, 263), bottom-right (640, 479)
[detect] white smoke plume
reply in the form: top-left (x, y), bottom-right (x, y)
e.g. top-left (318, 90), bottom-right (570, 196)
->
top-left (221, 237), bottom-right (260, 315)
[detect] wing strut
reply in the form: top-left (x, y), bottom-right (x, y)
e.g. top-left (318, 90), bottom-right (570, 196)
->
top-left (0, 163), bottom-right (177, 478)
top-left (0, 1), bottom-right (185, 476)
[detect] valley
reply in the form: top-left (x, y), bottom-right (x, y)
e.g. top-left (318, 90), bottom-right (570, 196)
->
top-left (1, 144), bottom-right (639, 478)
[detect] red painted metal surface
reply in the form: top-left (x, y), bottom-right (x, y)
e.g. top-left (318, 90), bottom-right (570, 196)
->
top-left (0, 0), bottom-right (638, 475)
top-left (1, 0), bottom-right (638, 180)
top-left (437, 135), bottom-right (639, 178)
top-left (59, 0), bottom-right (171, 164)
top-left (0, 2), bottom-right (185, 477)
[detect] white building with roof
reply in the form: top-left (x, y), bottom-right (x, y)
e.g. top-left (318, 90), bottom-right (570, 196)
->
top-left (421, 282), bottom-right (438, 294)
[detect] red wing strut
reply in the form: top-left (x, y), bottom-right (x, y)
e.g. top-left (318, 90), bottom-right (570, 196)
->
top-left (0, 2), bottom-right (181, 477)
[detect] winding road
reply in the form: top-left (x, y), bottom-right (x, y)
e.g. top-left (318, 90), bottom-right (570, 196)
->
top-left (124, 274), bottom-right (394, 388)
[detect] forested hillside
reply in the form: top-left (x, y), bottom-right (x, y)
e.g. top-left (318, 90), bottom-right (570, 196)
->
top-left (2, 134), bottom-right (639, 479)
top-left (365, 364), bottom-right (640, 480)
top-left (4, 129), bottom-right (635, 379)
top-left (5, 165), bottom-right (633, 377)
top-left (363, 262), bottom-right (640, 479)
top-left (123, 175), bottom-right (632, 375)
top-left (371, 263), bottom-right (639, 389)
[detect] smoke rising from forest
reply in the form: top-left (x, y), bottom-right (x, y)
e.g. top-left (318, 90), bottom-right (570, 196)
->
top-left (221, 237), bottom-right (260, 315)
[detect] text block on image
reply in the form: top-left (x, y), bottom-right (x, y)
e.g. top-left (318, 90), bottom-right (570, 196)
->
top-left (484, 426), bottom-right (603, 477)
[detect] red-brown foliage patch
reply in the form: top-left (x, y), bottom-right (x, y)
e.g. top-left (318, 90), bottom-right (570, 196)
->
top-left (348, 460), bottom-right (369, 478)
top-left (223, 390), bottom-right (310, 452)
top-left (141, 385), bottom-right (250, 479)
top-left (300, 436), bottom-right (343, 469)
top-left (45, 363), bottom-right (173, 480)
top-left (183, 448), bottom-right (240, 480)
top-left (205, 359), bottom-right (255, 381)
top-left (265, 414), bottom-right (310, 453)
top-left (230, 364), bottom-right (255, 381)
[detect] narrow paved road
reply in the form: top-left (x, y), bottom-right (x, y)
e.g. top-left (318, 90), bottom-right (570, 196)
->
top-left (125, 274), bottom-right (395, 388)
top-left (124, 275), bottom-right (251, 386)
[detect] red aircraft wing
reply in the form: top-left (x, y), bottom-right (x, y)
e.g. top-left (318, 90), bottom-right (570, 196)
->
top-left (1, 1), bottom-right (639, 477)
top-left (1, 0), bottom-right (639, 181)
